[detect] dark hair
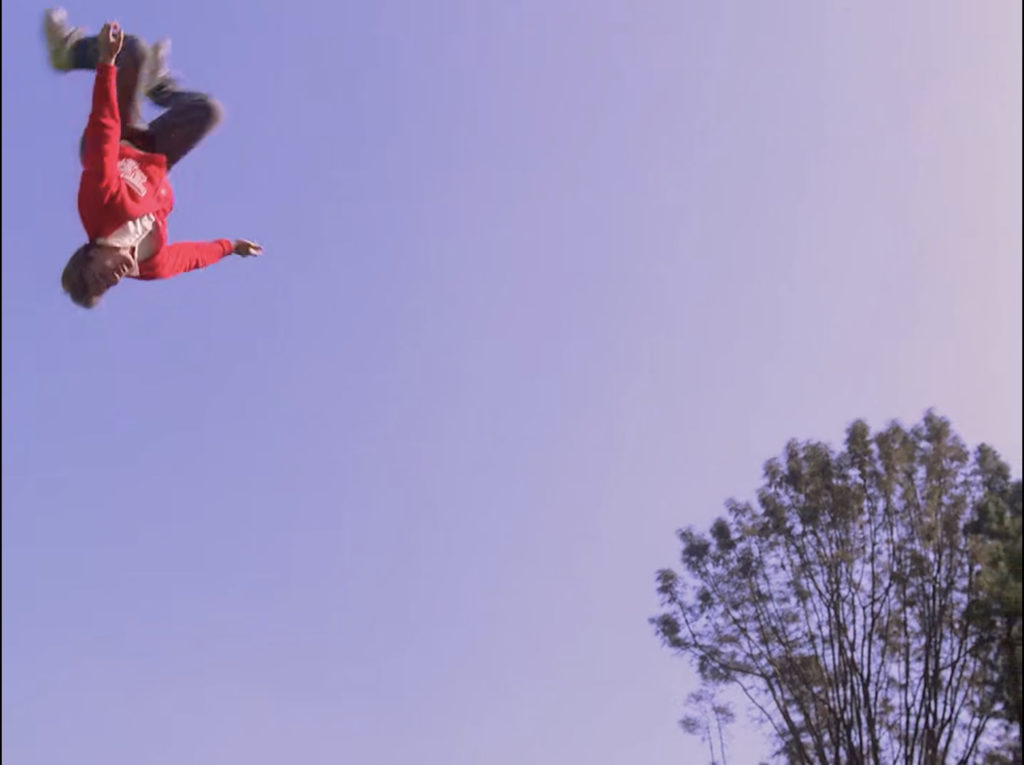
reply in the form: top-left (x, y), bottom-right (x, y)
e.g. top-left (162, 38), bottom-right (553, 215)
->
top-left (61, 243), bottom-right (99, 308)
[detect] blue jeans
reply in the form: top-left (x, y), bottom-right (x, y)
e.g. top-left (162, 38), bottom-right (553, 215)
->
top-left (71, 35), bottom-right (222, 169)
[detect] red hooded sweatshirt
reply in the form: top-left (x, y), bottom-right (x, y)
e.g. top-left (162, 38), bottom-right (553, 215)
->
top-left (78, 63), bottom-right (233, 280)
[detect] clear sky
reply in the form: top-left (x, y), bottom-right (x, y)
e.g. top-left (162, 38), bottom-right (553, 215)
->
top-left (2, 2), bottom-right (1021, 763)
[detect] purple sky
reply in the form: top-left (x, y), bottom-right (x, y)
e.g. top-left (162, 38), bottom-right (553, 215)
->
top-left (3, 2), bottom-right (1021, 763)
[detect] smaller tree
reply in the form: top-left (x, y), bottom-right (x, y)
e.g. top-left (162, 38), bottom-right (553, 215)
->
top-left (679, 687), bottom-right (735, 765)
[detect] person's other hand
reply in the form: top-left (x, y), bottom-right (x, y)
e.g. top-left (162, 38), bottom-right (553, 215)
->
top-left (233, 239), bottom-right (263, 257)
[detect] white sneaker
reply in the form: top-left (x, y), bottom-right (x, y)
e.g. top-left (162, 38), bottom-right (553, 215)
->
top-left (43, 8), bottom-right (84, 72)
top-left (145, 38), bottom-right (176, 96)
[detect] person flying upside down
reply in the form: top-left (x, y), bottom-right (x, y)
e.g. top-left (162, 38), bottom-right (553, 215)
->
top-left (43, 9), bottom-right (263, 308)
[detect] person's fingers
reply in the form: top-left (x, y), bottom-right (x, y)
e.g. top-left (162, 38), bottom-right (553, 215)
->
top-left (233, 239), bottom-right (263, 255)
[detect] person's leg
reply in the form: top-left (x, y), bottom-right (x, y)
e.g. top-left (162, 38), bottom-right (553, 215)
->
top-left (46, 9), bottom-right (219, 169)
top-left (144, 83), bottom-right (223, 169)
top-left (44, 10), bottom-right (149, 135)
top-left (68, 35), bottom-right (149, 132)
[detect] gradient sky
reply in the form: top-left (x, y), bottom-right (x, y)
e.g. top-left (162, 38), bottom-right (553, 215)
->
top-left (2, 2), bottom-right (1021, 763)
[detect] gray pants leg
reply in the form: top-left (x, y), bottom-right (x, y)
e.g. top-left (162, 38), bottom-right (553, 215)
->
top-left (72, 36), bottom-right (222, 170)
top-left (143, 86), bottom-right (223, 169)
top-left (71, 34), bottom-right (148, 132)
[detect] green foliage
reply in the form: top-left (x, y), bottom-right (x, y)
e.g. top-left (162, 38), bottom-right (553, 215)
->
top-left (965, 453), bottom-right (1023, 756)
top-left (652, 411), bottom-right (1022, 764)
top-left (679, 687), bottom-right (736, 765)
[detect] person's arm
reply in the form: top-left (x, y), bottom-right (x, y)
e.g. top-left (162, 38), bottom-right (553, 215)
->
top-left (80, 23), bottom-right (125, 203)
top-left (137, 239), bottom-right (262, 280)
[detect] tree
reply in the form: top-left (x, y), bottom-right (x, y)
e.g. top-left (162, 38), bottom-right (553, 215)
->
top-left (965, 448), bottom-right (1023, 758)
top-left (652, 412), bottom-right (1022, 764)
top-left (678, 687), bottom-right (735, 765)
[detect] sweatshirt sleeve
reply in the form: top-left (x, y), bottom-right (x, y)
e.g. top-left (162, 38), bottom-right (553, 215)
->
top-left (139, 239), bottom-right (234, 279)
top-left (80, 64), bottom-right (123, 203)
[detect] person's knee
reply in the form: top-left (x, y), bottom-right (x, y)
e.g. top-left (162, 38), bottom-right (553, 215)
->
top-left (198, 95), bottom-right (225, 132)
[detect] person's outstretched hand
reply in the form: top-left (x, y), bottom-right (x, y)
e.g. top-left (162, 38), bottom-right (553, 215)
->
top-left (233, 239), bottom-right (263, 257)
top-left (97, 22), bottom-right (124, 66)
